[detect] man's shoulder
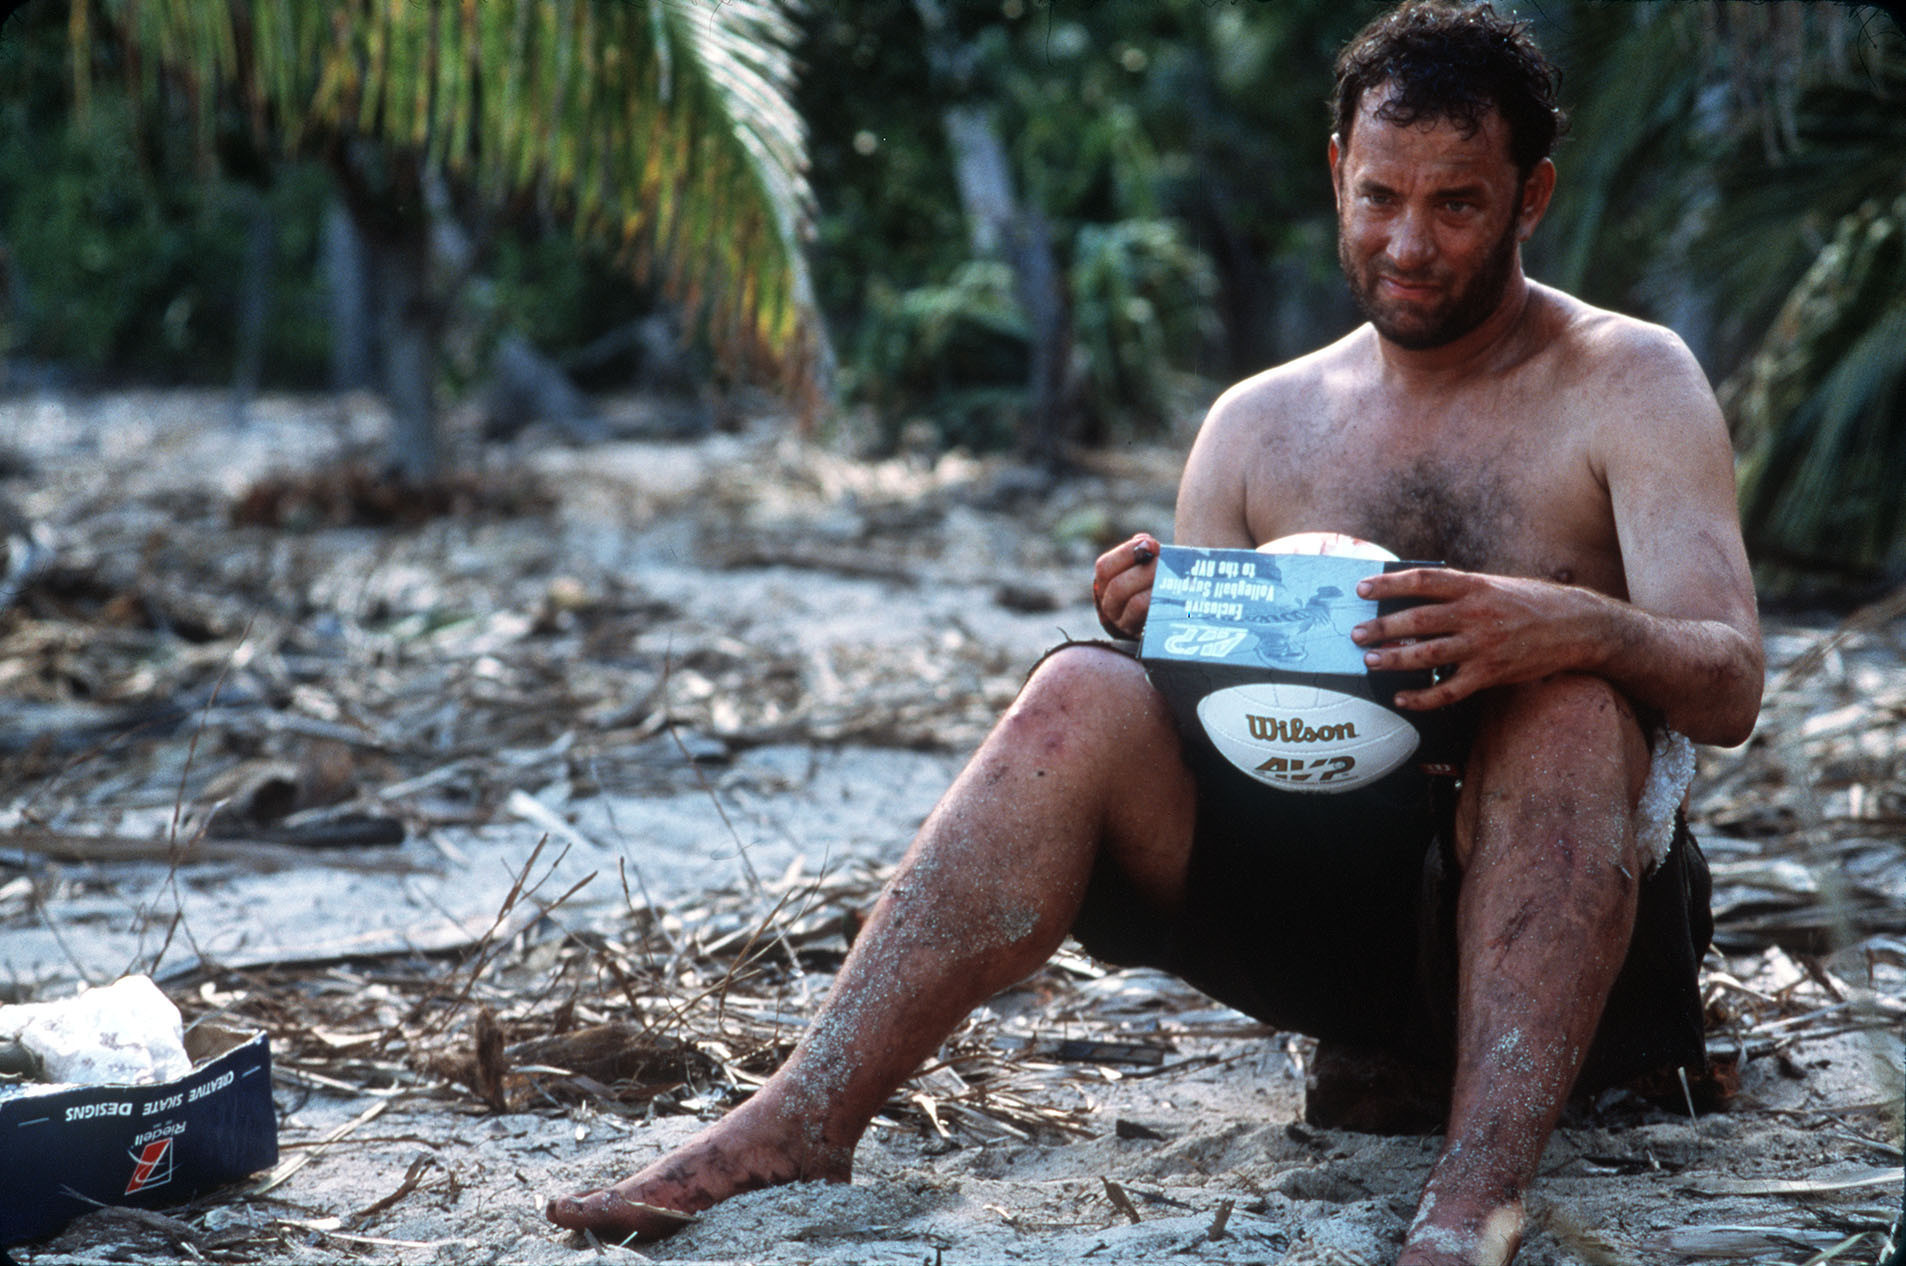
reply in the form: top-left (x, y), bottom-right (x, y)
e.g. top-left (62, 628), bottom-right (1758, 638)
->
top-left (1532, 285), bottom-right (1724, 454)
top-left (1536, 285), bottom-right (1700, 379)
top-left (1209, 329), bottom-right (1369, 424)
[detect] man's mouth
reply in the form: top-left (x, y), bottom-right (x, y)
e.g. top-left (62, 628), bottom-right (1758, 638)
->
top-left (1378, 274), bottom-right (1440, 299)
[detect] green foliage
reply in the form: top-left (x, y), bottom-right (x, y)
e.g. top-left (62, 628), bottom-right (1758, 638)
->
top-left (485, 235), bottom-right (640, 367)
top-left (0, 12), bottom-right (333, 387)
top-left (1530, 5), bottom-right (1693, 308)
top-left (796, 3), bottom-right (966, 333)
top-left (0, 93), bottom-right (198, 376)
top-left (1730, 196), bottom-right (1906, 584)
top-left (1068, 219), bottom-right (1220, 443)
top-left (1687, 49), bottom-right (1906, 385)
top-left (64, 0), bottom-right (822, 389)
top-left (1539, 4), bottom-right (1906, 590)
top-left (1538, 5), bottom-right (1906, 359)
top-left (849, 217), bottom-right (1221, 453)
top-left (1705, 29), bottom-right (1906, 588)
top-left (804, 0), bottom-right (1366, 453)
top-left (852, 262), bottom-right (1029, 452)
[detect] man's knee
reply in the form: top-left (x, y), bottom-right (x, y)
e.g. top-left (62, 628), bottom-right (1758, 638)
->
top-left (1009, 644), bottom-right (1196, 908)
top-left (1457, 674), bottom-right (1653, 868)
top-left (994, 644), bottom-right (1190, 812)
top-left (1007, 644), bottom-right (1170, 740)
top-left (1471, 672), bottom-right (1650, 795)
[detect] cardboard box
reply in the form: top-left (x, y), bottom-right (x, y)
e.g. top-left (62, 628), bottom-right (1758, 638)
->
top-left (1139, 545), bottom-right (1465, 776)
top-left (0, 1023), bottom-right (277, 1246)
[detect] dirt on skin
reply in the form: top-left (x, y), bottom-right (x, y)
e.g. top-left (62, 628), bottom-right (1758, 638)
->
top-left (1, 390), bottom-right (1901, 1265)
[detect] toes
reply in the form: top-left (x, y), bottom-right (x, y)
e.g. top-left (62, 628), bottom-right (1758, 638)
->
top-left (543, 1189), bottom-right (601, 1230)
top-left (545, 1187), bottom-right (700, 1242)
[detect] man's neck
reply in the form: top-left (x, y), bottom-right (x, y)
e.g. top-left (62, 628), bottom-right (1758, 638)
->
top-left (1374, 271), bottom-right (1539, 388)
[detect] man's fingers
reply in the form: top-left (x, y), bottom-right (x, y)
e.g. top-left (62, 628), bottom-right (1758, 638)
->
top-left (1356, 565), bottom-right (1469, 600)
top-left (1115, 591), bottom-right (1151, 637)
top-left (1093, 533), bottom-right (1161, 589)
top-left (1352, 599), bottom-right (1463, 648)
top-left (1351, 569), bottom-right (1477, 646)
top-left (1390, 679), bottom-right (1462, 711)
top-left (1098, 568), bottom-right (1152, 637)
top-left (1387, 663), bottom-right (1487, 711)
top-left (1097, 530), bottom-right (1151, 636)
top-left (1093, 533), bottom-right (1160, 636)
top-left (1360, 635), bottom-right (1459, 673)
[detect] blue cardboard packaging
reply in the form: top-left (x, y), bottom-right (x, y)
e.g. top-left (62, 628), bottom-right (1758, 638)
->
top-left (0, 1023), bottom-right (276, 1246)
top-left (1139, 545), bottom-right (1465, 777)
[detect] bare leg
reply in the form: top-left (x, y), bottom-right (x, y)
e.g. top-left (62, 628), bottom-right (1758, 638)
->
top-left (547, 647), bottom-right (1197, 1242)
top-left (1397, 673), bottom-right (1651, 1266)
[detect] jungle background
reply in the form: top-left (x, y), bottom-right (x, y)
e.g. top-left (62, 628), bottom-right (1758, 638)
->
top-left (2, 2), bottom-right (1905, 1264)
top-left (3, 0), bottom-right (1904, 591)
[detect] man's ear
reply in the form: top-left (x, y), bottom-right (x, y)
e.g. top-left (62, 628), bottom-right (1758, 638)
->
top-left (1516, 157), bottom-right (1556, 241)
top-left (1328, 133), bottom-right (1343, 208)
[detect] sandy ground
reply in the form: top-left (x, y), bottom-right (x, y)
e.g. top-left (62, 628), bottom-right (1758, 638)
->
top-left (3, 391), bottom-right (1902, 1265)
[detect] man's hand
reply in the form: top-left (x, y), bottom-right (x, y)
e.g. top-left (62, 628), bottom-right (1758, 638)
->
top-left (1351, 568), bottom-right (1612, 710)
top-left (1092, 533), bottom-right (1161, 639)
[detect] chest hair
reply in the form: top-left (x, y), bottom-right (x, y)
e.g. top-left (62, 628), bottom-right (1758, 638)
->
top-left (1354, 455), bottom-right (1523, 572)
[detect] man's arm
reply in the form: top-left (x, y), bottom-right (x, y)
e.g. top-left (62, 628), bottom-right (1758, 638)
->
top-left (1598, 325), bottom-right (1763, 742)
top-left (1353, 326), bottom-right (1763, 746)
top-left (1093, 383), bottom-right (1263, 636)
top-left (1172, 387), bottom-right (1258, 550)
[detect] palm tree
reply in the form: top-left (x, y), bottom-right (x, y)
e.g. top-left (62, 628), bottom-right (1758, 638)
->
top-left (66, 0), bottom-right (825, 478)
top-left (1538, 1), bottom-right (1906, 593)
top-left (1711, 48), bottom-right (1906, 589)
top-left (1727, 191), bottom-right (1906, 589)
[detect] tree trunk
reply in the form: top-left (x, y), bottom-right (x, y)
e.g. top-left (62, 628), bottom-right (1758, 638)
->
top-left (917, 1), bottom-right (1075, 467)
top-left (944, 106), bottom-right (1014, 258)
top-left (328, 150), bottom-right (445, 481)
top-left (1004, 208), bottom-right (1071, 468)
top-left (230, 187), bottom-right (275, 420)
top-left (370, 228), bottom-right (440, 482)
top-left (322, 197), bottom-right (377, 393)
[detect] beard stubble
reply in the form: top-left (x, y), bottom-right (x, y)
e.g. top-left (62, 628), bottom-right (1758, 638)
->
top-left (1339, 208), bottom-right (1521, 351)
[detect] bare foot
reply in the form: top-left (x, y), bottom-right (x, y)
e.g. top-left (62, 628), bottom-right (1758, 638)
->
top-left (1397, 1196), bottom-right (1524, 1266)
top-left (545, 1101), bottom-right (853, 1245)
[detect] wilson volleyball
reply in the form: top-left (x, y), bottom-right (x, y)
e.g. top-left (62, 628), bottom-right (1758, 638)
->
top-left (1140, 530), bottom-right (1434, 793)
top-left (1196, 680), bottom-right (1419, 792)
top-left (1256, 531), bottom-right (1399, 562)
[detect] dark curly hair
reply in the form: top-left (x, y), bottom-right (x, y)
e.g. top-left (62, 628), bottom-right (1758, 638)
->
top-left (1332, 1), bottom-right (1566, 176)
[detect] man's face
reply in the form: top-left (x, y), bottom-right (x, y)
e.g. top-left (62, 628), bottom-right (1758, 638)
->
top-left (1331, 91), bottom-right (1538, 350)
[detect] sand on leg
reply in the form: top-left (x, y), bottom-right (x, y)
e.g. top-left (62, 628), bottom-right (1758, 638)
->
top-left (1397, 672), bottom-right (1651, 1266)
top-left (546, 645), bottom-right (1200, 1242)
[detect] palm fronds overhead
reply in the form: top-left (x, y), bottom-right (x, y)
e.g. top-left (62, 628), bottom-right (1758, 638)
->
top-left (1707, 36), bottom-right (1906, 588)
top-left (1541, 2), bottom-right (1708, 302)
top-left (1544, 5), bottom-right (1906, 591)
top-left (1728, 195), bottom-right (1906, 583)
top-left (71, 0), bottom-right (824, 389)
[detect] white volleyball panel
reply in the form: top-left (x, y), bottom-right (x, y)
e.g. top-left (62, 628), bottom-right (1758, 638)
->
top-left (1196, 680), bottom-right (1419, 793)
top-left (1256, 532), bottom-right (1399, 561)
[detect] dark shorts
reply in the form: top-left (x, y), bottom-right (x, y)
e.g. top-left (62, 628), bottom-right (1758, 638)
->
top-left (1065, 644), bottom-right (1714, 1092)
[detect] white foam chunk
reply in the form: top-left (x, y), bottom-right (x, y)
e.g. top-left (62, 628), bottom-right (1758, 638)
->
top-left (1634, 728), bottom-right (1696, 871)
top-left (0, 975), bottom-right (193, 1086)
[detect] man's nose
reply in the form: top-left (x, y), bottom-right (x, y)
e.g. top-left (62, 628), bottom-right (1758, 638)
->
top-left (1387, 209), bottom-right (1435, 270)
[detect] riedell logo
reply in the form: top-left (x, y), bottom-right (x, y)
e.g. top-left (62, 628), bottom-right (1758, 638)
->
top-left (125, 1137), bottom-right (176, 1194)
top-left (1247, 714), bottom-right (1358, 744)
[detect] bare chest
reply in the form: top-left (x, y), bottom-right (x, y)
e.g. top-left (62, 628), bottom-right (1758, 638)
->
top-left (1344, 453), bottom-right (1527, 570)
top-left (1245, 408), bottom-right (1621, 589)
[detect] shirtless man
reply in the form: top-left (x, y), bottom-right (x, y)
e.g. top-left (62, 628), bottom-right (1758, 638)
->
top-left (548, 3), bottom-right (1763, 1261)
